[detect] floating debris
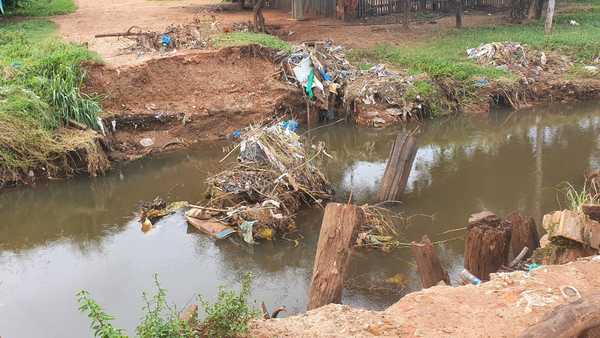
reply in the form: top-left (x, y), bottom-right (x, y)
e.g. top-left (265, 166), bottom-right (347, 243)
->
top-left (191, 122), bottom-right (333, 242)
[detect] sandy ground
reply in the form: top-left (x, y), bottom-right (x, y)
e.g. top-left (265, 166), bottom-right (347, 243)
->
top-left (52, 0), bottom-right (508, 65)
top-left (250, 256), bottom-right (600, 337)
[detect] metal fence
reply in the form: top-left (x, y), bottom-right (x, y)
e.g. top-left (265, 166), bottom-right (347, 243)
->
top-left (269, 0), bottom-right (510, 19)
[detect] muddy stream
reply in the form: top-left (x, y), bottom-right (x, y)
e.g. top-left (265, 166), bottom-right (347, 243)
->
top-left (2, 101), bottom-right (600, 337)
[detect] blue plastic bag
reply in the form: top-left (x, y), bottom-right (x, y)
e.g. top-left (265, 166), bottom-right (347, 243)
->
top-left (161, 34), bottom-right (172, 47)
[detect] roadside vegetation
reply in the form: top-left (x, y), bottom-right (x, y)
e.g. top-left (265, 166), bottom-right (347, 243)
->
top-left (350, 1), bottom-right (600, 80)
top-left (0, 16), bottom-right (106, 185)
top-left (77, 273), bottom-right (259, 338)
top-left (0, 0), bottom-right (76, 16)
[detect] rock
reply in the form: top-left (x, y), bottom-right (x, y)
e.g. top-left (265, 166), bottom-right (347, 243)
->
top-left (139, 137), bottom-right (154, 147)
top-left (543, 210), bottom-right (586, 244)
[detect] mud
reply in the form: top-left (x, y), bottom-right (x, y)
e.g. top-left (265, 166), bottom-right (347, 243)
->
top-left (83, 46), bottom-right (304, 160)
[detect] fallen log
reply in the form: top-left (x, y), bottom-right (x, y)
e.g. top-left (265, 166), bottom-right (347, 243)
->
top-left (519, 293), bottom-right (600, 338)
top-left (411, 235), bottom-right (449, 288)
top-left (377, 132), bottom-right (417, 202)
top-left (308, 203), bottom-right (364, 310)
top-left (464, 211), bottom-right (511, 281)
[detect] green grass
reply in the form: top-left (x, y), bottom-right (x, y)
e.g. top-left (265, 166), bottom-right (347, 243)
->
top-left (1, 0), bottom-right (76, 16)
top-left (350, 2), bottom-right (600, 82)
top-left (212, 32), bottom-right (293, 52)
top-left (0, 19), bottom-right (102, 184)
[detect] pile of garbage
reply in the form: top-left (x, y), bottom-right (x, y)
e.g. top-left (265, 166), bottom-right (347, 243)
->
top-left (279, 40), bottom-right (432, 126)
top-left (344, 72), bottom-right (431, 127)
top-left (187, 121), bottom-right (334, 243)
top-left (281, 41), bottom-right (358, 113)
top-left (98, 15), bottom-right (219, 52)
top-left (466, 41), bottom-right (572, 78)
top-left (467, 42), bottom-right (529, 69)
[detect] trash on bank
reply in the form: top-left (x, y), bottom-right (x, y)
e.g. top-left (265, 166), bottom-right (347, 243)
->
top-left (185, 211), bottom-right (236, 239)
top-left (139, 197), bottom-right (189, 224)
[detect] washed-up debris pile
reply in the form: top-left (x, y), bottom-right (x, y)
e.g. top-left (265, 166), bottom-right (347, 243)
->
top-left (466, 41), bottom-right (572, 78)
top-left (187, 121), bottom-right (334, 243)
top-left (139, 197), bottom-right (189, 232)
top-left (96, 15), bottom-right (220, 52)
top-left (355, 205), bottom-right (409, 251)
top-left (280, 41), bottom-right (433, 127)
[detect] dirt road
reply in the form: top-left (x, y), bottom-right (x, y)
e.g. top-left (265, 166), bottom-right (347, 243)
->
top-left (52, 0), bottom-right (505, 65)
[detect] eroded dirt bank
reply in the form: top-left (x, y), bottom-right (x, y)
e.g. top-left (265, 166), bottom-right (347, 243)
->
top-left (83, 46), bottom-right (303, 160)
top-left (250, 257), bottom-right (600, 337)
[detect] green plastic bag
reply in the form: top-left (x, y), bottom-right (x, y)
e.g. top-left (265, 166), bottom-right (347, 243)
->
top-left (306, 68), bottom-right (315, 99)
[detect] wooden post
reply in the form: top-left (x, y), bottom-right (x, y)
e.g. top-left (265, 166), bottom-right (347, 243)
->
top-left (544, 0), bottom-right (555, 34)
top-left (411, 235), bottom-right (450, 288)
top-left (308, 203), bottom-right (364, 310)
top-left (377, 132), bottom-right (417, 202)
top-left (293, 0), bottom-right (305, 20)
top-left (455, 0), bottom-right (464, 28)
top-left (505, 212), bottom-right (539, 261)
top-left (464, 211), bottom-right (511, 281)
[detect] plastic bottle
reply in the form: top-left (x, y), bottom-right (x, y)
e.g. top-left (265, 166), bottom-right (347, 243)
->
top-left (460, 269), bottom-right (481, 285)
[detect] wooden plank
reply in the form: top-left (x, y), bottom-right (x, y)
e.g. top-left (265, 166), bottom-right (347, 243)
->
top-left (377, 132), bottom-right (417, 202)
top-left (308, 203), bottom-right (364, 310)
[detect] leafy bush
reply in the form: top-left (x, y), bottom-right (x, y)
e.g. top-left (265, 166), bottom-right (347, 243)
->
top-left (77, 290), bottom-right (128, 338)
top-left (1, 0), bottom-right (76, 16)
top-left (136, 275), bottom-right (196, 338)
top-left (77, 273), bottom-right (259, 338)
top-left (200, 273), bottom-right (259, 338)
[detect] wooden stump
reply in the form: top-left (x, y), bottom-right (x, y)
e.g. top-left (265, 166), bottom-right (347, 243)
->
top-left (582, 204), bottom-right (600, 222)
top-left (464, 211), bottom-right (511, 281)
top-left (308, 203), bottom-right (364, 310)
top-left (411, 235), bottom-right (449, 288)
top-left (505, 212), bottom-right (539, 261)
top-left (377, 132), bottom-right (417, 202)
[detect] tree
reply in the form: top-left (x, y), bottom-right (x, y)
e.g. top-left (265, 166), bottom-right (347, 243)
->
top-left (544, 0), bottom-right (555, 34)
top-left (455, 0), bottom-right (464, 28)
top-left (253, 0), bottom-right (266, 32)
top-left (403, 0), bottom-right (410, 29)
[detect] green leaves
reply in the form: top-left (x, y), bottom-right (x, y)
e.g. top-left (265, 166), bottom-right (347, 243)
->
top-left (77, 290), bottom-right (128, 338)
top-left (199, 273), bottom-right (259, 338)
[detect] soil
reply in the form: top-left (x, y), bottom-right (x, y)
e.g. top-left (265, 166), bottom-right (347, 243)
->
top-left (250, 256), bottom-right (600, 337)
top-left (83, 46), bottom-right (303, 159)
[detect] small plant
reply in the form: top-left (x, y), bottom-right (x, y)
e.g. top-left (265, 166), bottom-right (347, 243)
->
top-left (136, 274), bottom-right (196, 338)
top-left (562, 181), bottom-right (598, 212)
top-left (199, 273), bottom-right (260, 338)
top-left (77, 290), bottom-right (128, 338)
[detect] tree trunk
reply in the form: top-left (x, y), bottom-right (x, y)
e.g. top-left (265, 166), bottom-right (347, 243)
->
top-left (411, 235), bottom-right (450, 288)
top-left (464, 211), bottom-right (511, 281)
top-left (527, 0), bottom-right (537, 19)
top-left (455, 0), bottom-right (464, 28)
top-left (519, 293), bottom-right (600, 338)
top-left (403, 0), bottom-right (410, 28)
top-left (308, 203), bottom-right (364, 310)
top-left (506, 212), bottom-right (539, 261)
top-left (535, 0), bottom-right (544, 19)
top-left (253, 0), bottom-right (266, 32)
top-left (544, 0), bottom-right (555, 34)
top-left (377, 132), bottom-right (417, 202)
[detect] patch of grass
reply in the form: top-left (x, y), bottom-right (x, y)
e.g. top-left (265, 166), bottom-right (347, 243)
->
top-left (562, 182), bottom-right (599, 212)
top-left (350, 2), bottom-right (600, 82)
top-left (212, 32), bottom-right (293, 52)
top-left (2, 0), bottom-right (76, 16)
top-left (0, 19), bottom-right (102, 184)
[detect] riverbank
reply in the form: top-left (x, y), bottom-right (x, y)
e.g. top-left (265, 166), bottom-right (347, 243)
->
top-left (2, 0), bottom-right (600, 190)
top-left (250, 256), bottom-right (600, 337)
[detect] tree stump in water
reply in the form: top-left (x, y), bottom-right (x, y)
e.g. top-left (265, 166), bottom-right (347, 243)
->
top-left (377, 132), bottom-right (417, 202)
top-left (505, 212), bottom-right (539, 261)
top-left (308, 203), bottom-right (364, 310)
top-left (464, 211), bottom-right (511, 281)
top-left (411, 235), bottom-right (449, 288)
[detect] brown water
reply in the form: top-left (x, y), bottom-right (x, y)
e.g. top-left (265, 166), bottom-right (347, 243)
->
top-left (2, 101), bottom-right (600, 337)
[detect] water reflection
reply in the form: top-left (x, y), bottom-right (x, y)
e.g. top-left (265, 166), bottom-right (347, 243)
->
top-left (1, 101), bottom-right (600, 337)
